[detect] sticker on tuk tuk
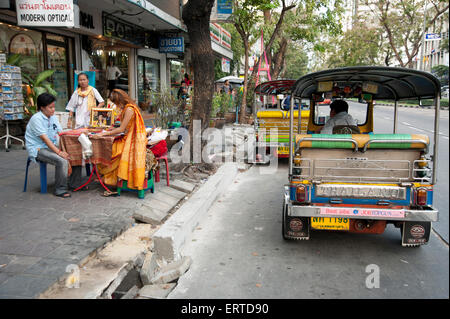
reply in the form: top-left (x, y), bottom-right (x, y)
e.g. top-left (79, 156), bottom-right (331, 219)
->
top-left (363, 82), bottom-right (378, 94)
top-left (319, 207), bottom-right (405, 219)
top-left (317, 81), bottom-right (333, 92)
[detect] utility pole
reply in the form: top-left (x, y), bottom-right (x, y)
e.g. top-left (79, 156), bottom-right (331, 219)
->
top-left (419, 1), bottom-right (428, 71)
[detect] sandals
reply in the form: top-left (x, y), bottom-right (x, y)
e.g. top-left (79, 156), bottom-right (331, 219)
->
top-left (56, 192), bottom-right (71, 198)
top-left (102, 190), bottom-right (118, 197)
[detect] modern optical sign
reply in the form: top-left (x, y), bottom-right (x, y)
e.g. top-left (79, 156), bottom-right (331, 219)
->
top-left (16, 0), bottom-right (74, 27)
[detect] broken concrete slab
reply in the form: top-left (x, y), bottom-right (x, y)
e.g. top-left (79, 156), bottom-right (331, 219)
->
top-left (133, 205), bottom-right (168, 225)
top-left (142, 199), bottom-right (173, 213)
top-left (137, 283), bottom-right (176, 299)
top-left (150, 191), bottom-right (181, 207)
top-left (121, 285), bottom-right (139, 299)
top-left (38, 224), bottom-right (154, 299)
top-left (158, 186), bottom-right (188, 201)
top-left (170, 179), bottom-right (196, 193)
top-left (139, 252), bottom-right (159, 285)
top-left (150, 256), bottom-right (192, 284)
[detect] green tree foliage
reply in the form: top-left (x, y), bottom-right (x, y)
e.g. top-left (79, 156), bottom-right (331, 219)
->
top-left (281, 42), bottom-right (309, 79)
top-left (326, 21), bottom-right (386, 68)
top-left (363, 0), bottom-right (449, 68)
top-left (431, 65), bottom-right (449, 86)
top-left (230, 0), bottom-right (279, 122)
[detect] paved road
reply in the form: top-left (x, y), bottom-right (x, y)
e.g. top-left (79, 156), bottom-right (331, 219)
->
top-left (169, 162), bottom-right (449, 299)
top-left (169, 107), bottom-right (449, 299)
top-left (357, 105), bottom-right (449, 243)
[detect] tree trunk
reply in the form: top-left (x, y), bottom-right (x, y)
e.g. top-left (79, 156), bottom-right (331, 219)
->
top-left (182, 0), bottom-right (215, 162)
top-left (240, 39), bottom-right (249, 123)
top-left (271, 37), bottom-right (288, 79)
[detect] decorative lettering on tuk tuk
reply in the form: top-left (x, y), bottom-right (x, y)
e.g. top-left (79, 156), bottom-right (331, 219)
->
top-left (315, 185), bottom-right (406, 200)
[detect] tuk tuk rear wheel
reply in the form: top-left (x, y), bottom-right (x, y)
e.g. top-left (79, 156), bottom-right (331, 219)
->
top-left (282, 201), bottom-right (288, 240)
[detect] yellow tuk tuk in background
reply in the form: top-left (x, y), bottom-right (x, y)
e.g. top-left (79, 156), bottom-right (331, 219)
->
top-left (254, 80), bottom-right (310, 159)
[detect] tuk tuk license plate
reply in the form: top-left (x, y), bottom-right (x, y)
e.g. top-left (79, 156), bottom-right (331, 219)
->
top-left (277, 146), bottom-right (289, 154)
top-left (311, 217), bottom-right (349, 231)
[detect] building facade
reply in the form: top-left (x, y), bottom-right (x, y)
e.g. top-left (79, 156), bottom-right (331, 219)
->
top-left (0, 0), bottom-right (233, 117)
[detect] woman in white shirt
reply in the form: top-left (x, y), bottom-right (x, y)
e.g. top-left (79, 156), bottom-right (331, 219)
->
top-left (66, 73), bottom-right (105, 129)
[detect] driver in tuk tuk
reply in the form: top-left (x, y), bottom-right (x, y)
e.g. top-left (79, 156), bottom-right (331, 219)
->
top-left (320, 99), bottom-right (357, 134)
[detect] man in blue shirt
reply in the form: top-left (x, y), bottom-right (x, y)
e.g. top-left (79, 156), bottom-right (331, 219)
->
top-left (25, 93), bottom-right (72, 198)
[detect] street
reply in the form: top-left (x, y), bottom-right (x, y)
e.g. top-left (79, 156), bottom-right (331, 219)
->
top-left (169, 107), bottom-right (449, 299)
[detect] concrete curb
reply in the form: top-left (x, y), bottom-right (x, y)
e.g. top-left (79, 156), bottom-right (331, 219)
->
top-left (152, 162), bottom-right (239, 263)
top-left (375, 103), bottom-right (449, 110)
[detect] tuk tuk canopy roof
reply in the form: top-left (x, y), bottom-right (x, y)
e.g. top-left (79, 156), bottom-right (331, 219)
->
top-left (291, 66), bottom-right (441, 101)
top-left (254, 80), bottom-right (296, 95)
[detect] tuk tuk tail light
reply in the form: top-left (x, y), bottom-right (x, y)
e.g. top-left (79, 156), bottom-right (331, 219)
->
top-left (296, 185), bottom-right (308, 203)
top-left (416, 188), bottom-right (428, 206)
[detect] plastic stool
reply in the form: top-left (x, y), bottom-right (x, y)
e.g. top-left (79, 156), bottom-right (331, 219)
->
top-left (155, 154), bottom-right (169, 186)
top-left (117, 170), bottom-right (155, 199)
top-left (23, 158), bottom-right (47, 193)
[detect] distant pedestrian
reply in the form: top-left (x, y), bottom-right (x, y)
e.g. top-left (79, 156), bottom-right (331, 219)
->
top-left (177, 81), bottom-right (189, 123)
top-left (221, 80), bottom-right (231, 94)
top-left (184, 73), bottom-right (191, 87)
top-left (106, 60), bottom-right (122, 93)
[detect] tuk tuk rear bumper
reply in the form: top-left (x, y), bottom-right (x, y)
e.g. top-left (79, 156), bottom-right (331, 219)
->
top-left (284, 194), bottom-right (439, 222)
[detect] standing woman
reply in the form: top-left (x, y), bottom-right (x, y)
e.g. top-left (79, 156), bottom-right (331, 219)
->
top-left (65, 73), bottom-right (104, 189)
top-left (97, 89), bottom-right (147, 194)
top-left (66, 72), bottom-right (104, 129)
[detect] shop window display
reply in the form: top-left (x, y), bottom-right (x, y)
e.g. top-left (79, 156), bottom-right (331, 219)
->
top-left (89, 39), bottom-right (129, 100)
top-left (137, 56), bottom-right (160, 112)
top-left (0, 22), bottom-right (44, 83)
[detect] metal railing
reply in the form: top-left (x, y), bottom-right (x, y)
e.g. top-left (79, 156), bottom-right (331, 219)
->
top-left (292, 158), bottom-right (433, 183)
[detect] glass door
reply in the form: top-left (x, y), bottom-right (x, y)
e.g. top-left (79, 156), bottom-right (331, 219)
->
top-left (46, 34), bottom-right (70, 112)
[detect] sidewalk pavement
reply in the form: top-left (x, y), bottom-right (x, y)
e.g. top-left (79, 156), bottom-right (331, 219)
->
top-left (0, 144), bottom-right (154, 298)
top-left (0, 122), bottom-right (252, 298)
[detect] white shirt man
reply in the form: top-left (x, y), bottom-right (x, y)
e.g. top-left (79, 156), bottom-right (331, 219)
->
top-left (106, 64), bottom-right (122, 81)
top-left (320, 100), bottom-right (357, 134)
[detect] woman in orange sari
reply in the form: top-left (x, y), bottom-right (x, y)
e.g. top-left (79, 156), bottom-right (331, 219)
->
top-left (97, 89), bottom-right (147, 193)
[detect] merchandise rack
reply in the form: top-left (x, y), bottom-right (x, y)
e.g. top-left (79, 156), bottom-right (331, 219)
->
top-left (0, 63), bottom-right (25, 151)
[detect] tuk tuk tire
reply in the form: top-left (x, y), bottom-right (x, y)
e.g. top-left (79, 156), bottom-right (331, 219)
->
top-left (282, 201), bottom-right (289, 240)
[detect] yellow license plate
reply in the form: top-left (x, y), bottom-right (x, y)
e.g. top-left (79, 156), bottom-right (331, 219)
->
top-left (277, 146), bottom-right (289, 154)
top-left (311, 217), bottom-right (350, 230)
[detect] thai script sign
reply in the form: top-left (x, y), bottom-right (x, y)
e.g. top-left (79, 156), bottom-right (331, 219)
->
top-left (211, 0), bottom-right (232, 21)
top-left (16, 0), bottom-right (74, 27)
top-left (320, 207), bottom-right (405, 219)
top-left (159, 37), bottom-right (184, 53)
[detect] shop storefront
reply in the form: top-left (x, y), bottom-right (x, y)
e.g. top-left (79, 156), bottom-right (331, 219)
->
top-left (0, 19), bottom-right (75, 112)
top-left (81, 36), bottom-right (131, 100)
top-left (137, 55), bottom-right (160, 111)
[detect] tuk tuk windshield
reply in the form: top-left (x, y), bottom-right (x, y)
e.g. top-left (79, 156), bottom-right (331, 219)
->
top-left (314, 99), bottom-right (368, 126)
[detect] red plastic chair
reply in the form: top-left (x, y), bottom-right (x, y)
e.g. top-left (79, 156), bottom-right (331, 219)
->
top-left (155, 153), bottom-right (169, 186)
